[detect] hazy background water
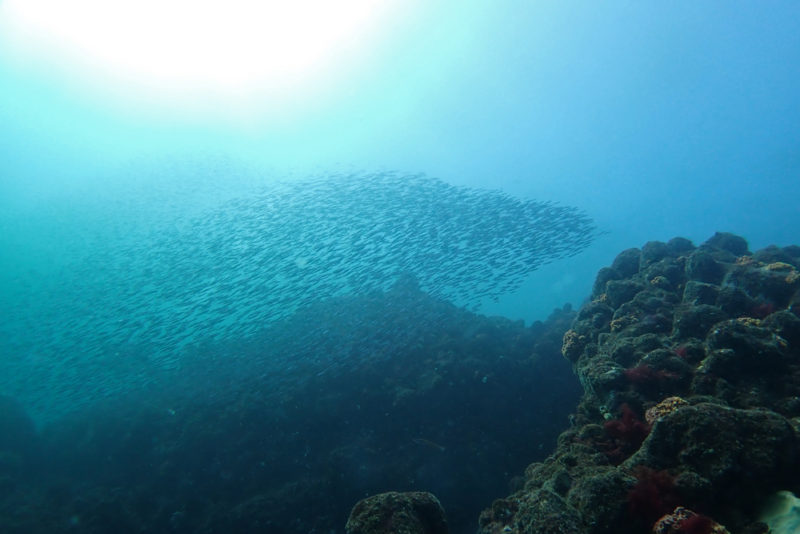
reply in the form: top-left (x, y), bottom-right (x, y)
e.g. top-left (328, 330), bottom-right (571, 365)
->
top-left (1, 2), bottom-right (799, 420)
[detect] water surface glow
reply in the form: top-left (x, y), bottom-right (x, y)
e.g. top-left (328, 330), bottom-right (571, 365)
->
top-left (0, 0), bottom-right (412, 118)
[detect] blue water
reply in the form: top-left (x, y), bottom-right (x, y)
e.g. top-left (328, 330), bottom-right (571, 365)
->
top-left (2, 2), bottom-right (799, 409)
top-left (0, 3), bottom-right (799, 530)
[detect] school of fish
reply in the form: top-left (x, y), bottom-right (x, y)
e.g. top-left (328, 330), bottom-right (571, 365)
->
top-left (1, 171), bottom-right (597, 419)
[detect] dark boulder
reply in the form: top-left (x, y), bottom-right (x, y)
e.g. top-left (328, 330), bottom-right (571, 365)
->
top-left (346, 491), bottom-right (448, 534)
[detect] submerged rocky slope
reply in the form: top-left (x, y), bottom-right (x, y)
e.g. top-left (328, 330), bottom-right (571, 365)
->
top-left (479, 233), bottom-right (800, 534)
top-left (5, 231), bottom-right (798, 534)
top-left (0, 281), bottom-right (579, 534)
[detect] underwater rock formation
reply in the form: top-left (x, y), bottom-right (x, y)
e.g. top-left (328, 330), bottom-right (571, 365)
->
top-left (0, 282), bottom-right (580, 534)
top-left (346, 491), bottom-right (449, 534)
top-left (479, 232), bottom-right (800, 534)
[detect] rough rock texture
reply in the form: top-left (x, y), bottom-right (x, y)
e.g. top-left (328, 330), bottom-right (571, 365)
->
top-left (479, 232), bottom-right (800, 534)
top-left (346, 491), bottom-right (449, 534)
top-left (0, 287), bottom-right (581, 534)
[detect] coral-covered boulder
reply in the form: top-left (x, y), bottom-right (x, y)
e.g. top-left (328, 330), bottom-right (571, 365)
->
top-left (625, 403), bottom-right (799, 511)
top-left (612, 248), bottom-right (644, 278)
top-left (479, 234), bottom-right (800, 534)
top-left (479, 489), bottom-right (584, 534)
top-left (704, 232), bottom-right (749, 257)
top-left (346, 491), bottom-right (448, 534)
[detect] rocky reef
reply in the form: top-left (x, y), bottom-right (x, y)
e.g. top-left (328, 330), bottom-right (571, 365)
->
top-left (346, 491), bottom-right (449, 534)
top-left (0, 281), bottom-right (579, 534)
top-left (479, 233), bottom-right (800, 534)
top-left (6, 231), bottom-right (799, 534)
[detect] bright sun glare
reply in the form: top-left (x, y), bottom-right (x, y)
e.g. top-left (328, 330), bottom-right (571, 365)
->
top-left (0, 0), bottom-right (405, 115)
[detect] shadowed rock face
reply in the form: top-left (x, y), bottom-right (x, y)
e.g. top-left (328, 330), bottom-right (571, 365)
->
top-left (346, 491), bottom-right (449, 534)
top-left (479, 233), bottom-right (800, 534)
top-left (0, 284), bottom-right (581, 534)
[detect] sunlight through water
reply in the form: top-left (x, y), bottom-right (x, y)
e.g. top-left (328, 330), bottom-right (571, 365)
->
top-left (0, 0), bottom-right (410, 118)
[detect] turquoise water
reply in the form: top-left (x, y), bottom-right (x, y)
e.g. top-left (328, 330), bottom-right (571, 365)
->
top-left (2, 3), bottom-right (799, 421)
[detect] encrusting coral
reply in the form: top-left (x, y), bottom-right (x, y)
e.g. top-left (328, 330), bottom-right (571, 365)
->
top-left (644, 397), bottom-right (689, 425)
top-left (478, 233), bottom-right (800, 534)
top-left (652, 506), bottom-right (730, 534)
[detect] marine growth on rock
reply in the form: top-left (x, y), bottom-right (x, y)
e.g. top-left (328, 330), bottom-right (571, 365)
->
top-left (479, 233), bottom-right (800, 534)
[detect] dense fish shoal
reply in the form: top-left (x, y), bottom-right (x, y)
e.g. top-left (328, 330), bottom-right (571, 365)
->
top-left (1, 171), bottom-right (597, 420)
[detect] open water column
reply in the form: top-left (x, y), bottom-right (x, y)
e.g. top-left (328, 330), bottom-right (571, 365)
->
top-left (1, 2), bottom-right (800, 534)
